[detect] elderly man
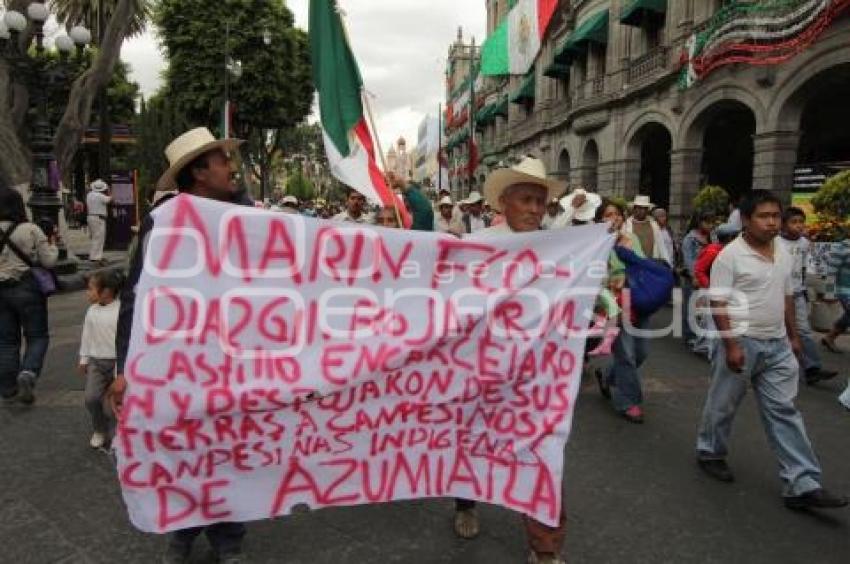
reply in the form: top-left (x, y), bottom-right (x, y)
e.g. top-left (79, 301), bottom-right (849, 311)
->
top-left (86, 179), bottom-right (112, 265)
top-left (110, 127), bottom-right (248, 564)
top-left (434, 195), bottom-right (463, 236)
top-left (624, 195), bottom-right (671, 265)
top-left (452, 157), bottom-right (567, 564)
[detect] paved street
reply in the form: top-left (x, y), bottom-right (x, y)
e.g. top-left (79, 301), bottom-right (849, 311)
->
top-left (1, 292), bottom-right (848, 564)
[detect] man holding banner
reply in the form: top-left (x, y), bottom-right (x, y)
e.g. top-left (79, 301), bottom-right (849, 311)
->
top-left (111, 127), bottom-right (249, 564)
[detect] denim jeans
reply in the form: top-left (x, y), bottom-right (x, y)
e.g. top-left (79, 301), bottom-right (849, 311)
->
top-left (170, 522), bottom-right (246, 556)
top-left (606, 315), bottom-right (650, 412)
top-left (0, 274), bottom-right (49, 397)
top-left (682, 280), bottom-right (697, 343)
top-left (696, 337), bottom-right (823, 497)
top-left (833, 295), bottom-right (850, 333)
top-left (793, 294), bottom-right (822, 372)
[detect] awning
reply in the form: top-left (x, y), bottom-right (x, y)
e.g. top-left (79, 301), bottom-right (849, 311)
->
top-left (476, 104), bottom-right (496, 126)
top-left (561, 9), bottom-right (609, 54)
top-left (543, 61), bottom-right (571, 79)
top-left (493, 97), bottom-right (509, 118)
top-left (620, 0), bottom-right (666, 27)
top-left (510, 73), bottom-right (535, 104)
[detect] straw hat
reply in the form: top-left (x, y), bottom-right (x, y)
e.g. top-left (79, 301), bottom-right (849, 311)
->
top-left (281, 195), bottom-right (299, 206)
top-left (465, 190), bottom-right (484, 205)
top-left (560, 188), bottom-right (602, 223)
top-left (438, 195), bottom-right (453, 207)
top-left (90, 179), bottom-right (109, 192)
top-left (483, 157), bottom-right (565, 211)
top-left (157, 127), bottom-right (243, 190)
top-left (628, 195), bottom-right (654, 209)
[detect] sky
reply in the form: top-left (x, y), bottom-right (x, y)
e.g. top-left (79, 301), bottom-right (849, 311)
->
top-left (122, 0), bottom-right (485, 153)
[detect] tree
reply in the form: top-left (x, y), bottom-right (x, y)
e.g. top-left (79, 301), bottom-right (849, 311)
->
top-left (153, 0), bottom-right (313, 199)
top-left (0, 0), bottom-right (144, 189)
top-left (287, 168), bottom-right (314, 201)
top-left (131, 92), bottom-right (190, 199)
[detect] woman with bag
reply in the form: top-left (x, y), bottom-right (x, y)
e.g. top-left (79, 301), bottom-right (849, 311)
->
top-left (0, 188), bottom-right (58, 405)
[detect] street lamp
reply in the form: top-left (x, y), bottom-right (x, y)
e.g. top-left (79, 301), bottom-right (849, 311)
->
top-left (1, 3), bottom-right (91, 273)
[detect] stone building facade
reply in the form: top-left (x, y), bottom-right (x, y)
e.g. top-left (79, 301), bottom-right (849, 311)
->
top-left (446, 0), bottom-right (850, 228)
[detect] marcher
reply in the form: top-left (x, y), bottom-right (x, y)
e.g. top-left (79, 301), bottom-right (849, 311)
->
top-left (280, 195), bottom-right (300, 214)
top-left (434, 196), bottom-right (463, 236)
top-left (623, 195), bottom-right (671, 264)
top-left (552, 188), bottom-right (600, 228)
top-left (681, 210), bottom-right (717, 353)
top-left (821, 235), bottom-right (850, 354)
top-left (0, 187), bottom-right (58, 405)
top-left (110, 127), bottom-right (248, 563)
top-left (333, 187), bottom-right (371, 223)
top-left (461, 191), bottom-right (490, 234)
top-left (778, 207), bottom-right (837, 385)
top-left (453, 157), bottom-right (567, 564)
top-left (78, 270), bottom-right (123, 448)
top-left (86, 179), bottom-right (112, 265)
top-left (652, 207), bottom-right (678, 268)
top-left (594, 199), bottom-right (651, 423)
top-left (695, 190), bottom-right (848, 510)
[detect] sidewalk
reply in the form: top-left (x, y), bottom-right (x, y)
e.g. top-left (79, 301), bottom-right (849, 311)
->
top-left (57, 227), bottom-right (129, 293)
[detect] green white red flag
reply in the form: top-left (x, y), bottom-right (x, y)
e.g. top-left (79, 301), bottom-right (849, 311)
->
top-left (309, 0), bottom-right (411, 226)
top-left (481, 0), bottom-right (558, 76)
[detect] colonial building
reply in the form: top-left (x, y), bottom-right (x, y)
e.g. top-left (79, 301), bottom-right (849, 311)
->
top-left (447, 0), bottom-right (850, 228)
top-left (444, 27), bottom-right (482, 199)
top-left (386, 136), bottom-right (414, 181)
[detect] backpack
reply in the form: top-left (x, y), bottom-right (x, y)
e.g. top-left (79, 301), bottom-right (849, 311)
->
top-left (614, 245), bottom-right (674, 317)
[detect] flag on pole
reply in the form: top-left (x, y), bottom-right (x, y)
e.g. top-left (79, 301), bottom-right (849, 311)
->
top-left (481, 0), bottom-right (558, 76)
top-left (309, 0), bottom-right (410, 225)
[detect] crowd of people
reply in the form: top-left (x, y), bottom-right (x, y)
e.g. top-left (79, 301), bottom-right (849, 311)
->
top-left (1, 126), bottom-right (849, 564)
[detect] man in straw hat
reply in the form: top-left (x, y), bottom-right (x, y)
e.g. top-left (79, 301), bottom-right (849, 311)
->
top-left (460, 190), bottom-right (490, 234)
top-left (110, 127), bottom-right (248, 564)
top-left (624, 194), bottom-right (671, 264)
top-left (452, 157), bottom-right (567, 564)
top-left (434, 195), bottom-right (463, 236)
top-left (86, 178), bottom-right (111, 265)
top-left (552, 188), bottom-right (601, 229)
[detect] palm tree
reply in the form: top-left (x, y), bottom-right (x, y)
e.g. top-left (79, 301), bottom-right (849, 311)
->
top-left (50, 0), bottom-right (153, 42)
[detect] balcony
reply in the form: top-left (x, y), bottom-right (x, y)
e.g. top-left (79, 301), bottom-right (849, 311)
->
top-left (509, 111), bottom-right (539, 143)
top-left (627, 46), bottom-right (670, 84)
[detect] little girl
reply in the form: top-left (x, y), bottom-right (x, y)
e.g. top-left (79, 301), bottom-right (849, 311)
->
top-left (78, 270), bottom-right (123, 448)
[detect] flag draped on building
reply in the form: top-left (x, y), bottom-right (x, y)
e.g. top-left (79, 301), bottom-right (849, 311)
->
top-left (481, 0), bottom-right (558, 76)
top-left (681, 0), bottom-right (850, 88)
top-left (309, 0), bottom-right (410, 225)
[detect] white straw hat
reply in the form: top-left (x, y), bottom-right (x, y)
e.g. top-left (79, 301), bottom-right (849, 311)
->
top-left (438, 195), bottom-right (453, 207)
top-left (629, 195), bottom-right (654, 209)
top-left (560, 188), bottom-right (602, 222)
top-left (90, 179), bottom-right (109, 192)
top-left (157, 127), bottom-right (243, 190)
top-left (483, 157), bottom-right (565, 211)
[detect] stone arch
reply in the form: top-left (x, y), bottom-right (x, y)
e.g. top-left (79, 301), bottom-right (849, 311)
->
top-left (679, 85), bottom-right (765, 148)
top-left (579, 139), bottom-right (600, 191)
top-left (555, 148), bottom-right (571, 182)
top-left (626, 121), bottom-right (673, 210)
top-left (624, 110), bottom-right (677, 157)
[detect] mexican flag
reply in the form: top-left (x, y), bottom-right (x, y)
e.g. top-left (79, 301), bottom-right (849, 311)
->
top-left (309, 0), bottom-right (410, 225)
top-left (481, 0), bottom-right (558, 76)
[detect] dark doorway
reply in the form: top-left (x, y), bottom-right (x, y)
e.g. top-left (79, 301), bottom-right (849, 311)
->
top-left (701, 103), bottom-right (756, 200)
top-left (636, 123), bottom-right (672, 210)
top-left (798, 65), bottom-right (850, 165)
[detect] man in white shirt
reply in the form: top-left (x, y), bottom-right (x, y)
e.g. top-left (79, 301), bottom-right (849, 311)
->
top-left (696, 190), bottom-right (847, 510)
top-left (86, 179), bottom-right (111, 264)
top-left (433, 196), bottom-right (463, 236)
top-left (333, 188), bottom-right (372, 223)
top-left (778, 206), bottom-right (836, 385)
top-left (461, 191), bottom-right (490, 234)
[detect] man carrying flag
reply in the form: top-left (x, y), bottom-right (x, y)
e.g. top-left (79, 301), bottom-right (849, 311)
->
top-left (309, 0), bottom-right (411, 228)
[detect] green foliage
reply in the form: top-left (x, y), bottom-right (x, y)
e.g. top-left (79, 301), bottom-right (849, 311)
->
top-left (287, 169), bottom-right (314, 201)
top-left (812, 170), bottom-right (850, 221)
top-left (153, 0), bottom-right (313, 136)
top-left (130, 93), bottom-right (191, 198)
top-left (693, 185), bottom-right (730, 216)
top-left (50, 0), bottom-right (153, 40)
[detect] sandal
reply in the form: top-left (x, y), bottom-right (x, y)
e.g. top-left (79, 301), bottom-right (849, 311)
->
top-left (821, 338), bottom-right (843, 354)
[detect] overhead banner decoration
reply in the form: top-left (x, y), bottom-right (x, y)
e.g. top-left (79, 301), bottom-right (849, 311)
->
top-left (680, 0), bottom-right (850, 88)
top-left (481, 0), bottom-right (559, 76)
top-left (116, 195), bottom-right (615, 533)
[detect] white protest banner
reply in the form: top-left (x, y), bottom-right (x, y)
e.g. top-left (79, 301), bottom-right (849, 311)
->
top-left (117, 194), bottom-right (615, 532)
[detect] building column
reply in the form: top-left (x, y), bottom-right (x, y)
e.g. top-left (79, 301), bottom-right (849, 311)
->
top-left (752, 130), bottom-right (800, 205)
top-left (597, 160), bottom-right (618, 195)
top-left (669, 147), bottom-right (703, 232)
top-left (610, 157), bottom-right (640, 199)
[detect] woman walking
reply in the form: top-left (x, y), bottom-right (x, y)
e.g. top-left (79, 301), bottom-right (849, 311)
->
top-left (0, 188), bottom-right (58, 404)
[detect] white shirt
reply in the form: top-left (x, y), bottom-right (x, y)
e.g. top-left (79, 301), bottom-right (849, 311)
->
top-left (778, 236), bottom-right (810, 294)
top-left (86, 191), bottom-right (111, 216)
top-left (468, 214), bottom-right (487, 234)
top-left (80, 300), bottom-right (120, 362)
top-left (434, 215), bottom-right (463, 236)
top-left (332, 210), bottom-right (372, 224)
top-left (0, 221), bottom-right (58, 282)
top-left (709, 236), bottom-right (793, 340)
top-left (727, 208), bottom-right (742, 231)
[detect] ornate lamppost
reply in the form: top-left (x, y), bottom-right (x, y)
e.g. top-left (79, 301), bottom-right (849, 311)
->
top-left (1, 3), bottom-right (91, 273)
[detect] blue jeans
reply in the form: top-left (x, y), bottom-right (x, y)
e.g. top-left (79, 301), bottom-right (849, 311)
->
top-left (682, 280), bottom-right (697, 343)
top-left (793, 294), bottom-right (822, 372)
top-left (696, 337), bottom-right (822, 497)
top-left (606, 315), bottom-right (649, 411)
top-left (0, 274), bottom-right (49, 397)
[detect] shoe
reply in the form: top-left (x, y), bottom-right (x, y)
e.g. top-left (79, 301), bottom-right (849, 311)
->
top-left (784, 488), bottom-right (849, 510)
top-left (528, 551), bottom-right (566, 564)
top-left (821, 338), bottom-right (843, 354)
top-left (621, 405), bottom-right (644, 424)
top-left (697, 458), bottom-right (735, 482)
top-left (805, 368), bottom-right (838, 385)
top-left (161, 543), bottom-right (191, 564)
top-left (595, 368), bottom-right (611, 400)
top-left (453, 507), bottom-right (480, 539)
top-left (16, 371), bottom-right (36, 405)
top-left (89, 432), bottom-right (106, 449)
